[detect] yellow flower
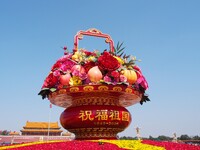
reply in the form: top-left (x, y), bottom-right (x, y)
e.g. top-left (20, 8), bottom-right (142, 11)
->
top-left (69, 76), bottom-right (82, 86)
top-left (0, 140), bottom-right (65, 149)
top-left (88, 56), bottom-right (96, 62)
top-left (113, 56), bottom-right (124, 64)
top-left (97, 140), bottom-right (165, 150)
top-left (72, 51), bottom-right (83, 62)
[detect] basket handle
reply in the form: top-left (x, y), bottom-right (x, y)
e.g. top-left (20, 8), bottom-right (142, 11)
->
top-left (74, 28), bottom-right (114, 53)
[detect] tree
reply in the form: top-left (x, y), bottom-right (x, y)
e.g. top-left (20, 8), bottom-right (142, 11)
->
top-left (0, 130), bottom-right (10, 135)
top-left (157, 135), bottom-right (172, 141)
top-left (148, 135), bottom-right (155, 140)
top-left (192, 135), bottom-right (200, 140)
top-left (119, 136), bottom-right (136, 140)
top-left (178, 134), bottom-right (191, 140)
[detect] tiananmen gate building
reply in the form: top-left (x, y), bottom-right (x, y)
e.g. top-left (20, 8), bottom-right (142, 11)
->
top-left (20, 121), bottom-right (63, 136)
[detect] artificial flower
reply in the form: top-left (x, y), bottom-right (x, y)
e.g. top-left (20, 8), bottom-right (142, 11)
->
top-left (98, 51), bottom-right (120, 72)
top-left (39, 42), bottom-right (149, 104)
top-left (4, 140), bottom-right (200, 150)
top-left (51, 61), bottom-right (61, 71)
top-left (120, 75), bottom-right (127, 82)
top-left (103, 75), bottom-right (112, 82)
top-left (137, 76), bottom-right (149, 90)
top-left (114, 56), bottom-right (124, 64)
top-left (63, 46), bottom-right (67, 50)
top-left (42, 72), bottom-right (58, 88)
top-left (53, 70), bottom-right (61, 77)
top-left (134, 65), bottom-right (148, 90)
top-left (83, 61), bottom-right (96, 73)
top-left (72, 51), bottom-right (84, 62)
top-left (82, 49), bottom-right (93, 56)
top-left (133, 65), bottom-right (142, 73)
top-left (111, 71), bottom-right (120, 78)
top-left (69, 76), bottom-right (82, 86)
top-left (88, 56), bottom-right (96, 62)
top-left (60, 59), bottom-right (77, 72)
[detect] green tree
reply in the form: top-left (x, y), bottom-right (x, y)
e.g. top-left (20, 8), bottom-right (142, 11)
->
top-left (192, 135), bottom-right (200, 140)
top-left (0, 130), bottom-right (10, 135)
top-left (157, 135), bottom-right (172, 141)
top-left (178, 134), bottom-right (191, 140)
top-left (119, 136), bottom-right (136, 140)
top-left (148, 135), bottom-right (155, 140)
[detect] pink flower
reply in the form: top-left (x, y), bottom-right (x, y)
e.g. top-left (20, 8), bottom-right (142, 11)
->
top-left (72, 69), bottom-right (79, 76)
top-left (120, 75), bottom-right (127, 82)
top-left (51, 56), bottom-right (75, 72)
top-left (83, 78), bottom-right (91, 84)
top-left (103, 75), bottom-right (111, 82)
top-left (137, 76), bottom-right (148, 90)
top-left (60, 60), bottom-right (76, 72)
top-left (53, 70), bottom-right (60, 77)
top-left (134, 65), bottom-right (149, 90)
top-left (72, 69), bottom-right (87, 80)
top-left (58, 56), bottom-right (68, 62)
top-left (60, 64), bottom-right (68, 72)
top-left (133, 65), bottom-right (142, 73)
top-left (79, 73), bottom-right (87, 80)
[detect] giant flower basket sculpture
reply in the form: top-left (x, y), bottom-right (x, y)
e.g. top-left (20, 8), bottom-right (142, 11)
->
top-left (38, 28), bottom-right (150, 140)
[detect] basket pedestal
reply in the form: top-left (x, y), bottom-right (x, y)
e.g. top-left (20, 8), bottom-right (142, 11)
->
top-left (60, 105), bottom-right (131, 140)
top-left (49, 85), bottom-right (142, 140)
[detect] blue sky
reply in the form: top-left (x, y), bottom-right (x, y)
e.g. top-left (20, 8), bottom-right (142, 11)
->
top-left (0, 0), bottom-right (200, 138)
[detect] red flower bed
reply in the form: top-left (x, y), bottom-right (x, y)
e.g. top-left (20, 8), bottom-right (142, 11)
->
top-left (142, 140), bottom-right (200, 150)
top-left (8, 141), bottom-right (126, 150)
top-left (3, 140), bottom-right (200, 150)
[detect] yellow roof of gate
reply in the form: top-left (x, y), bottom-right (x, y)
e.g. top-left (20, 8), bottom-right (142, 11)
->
top-left (24, 121), bottom-right (60, 129)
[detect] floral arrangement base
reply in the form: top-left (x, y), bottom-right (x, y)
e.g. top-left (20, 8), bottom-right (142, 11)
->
top-left (60, 105), bottom-right (131, 140)
top-left (50, 85), bottom-right (140, 140)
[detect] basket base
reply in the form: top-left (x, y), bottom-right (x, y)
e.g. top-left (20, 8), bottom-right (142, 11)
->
top-left (60, 105), bottom-right (131, 140)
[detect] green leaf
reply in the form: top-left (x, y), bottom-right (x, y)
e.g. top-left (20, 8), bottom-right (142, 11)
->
top-left (114, 42), bottom-right (125, 56)
top-left (118, 42), bottom-right (124, 49)
top-left (38, 89), bottom-right (50, 99)
top-left (116, 47), bottom-right (125, 55)
top-left (40, 88), bottom-right (49, 91)
top-left (119, 52), bottom-right (124, 57)
top-left (116, 42), bottom-right (120, 50)
top-left (114, 46), bottom-right (117, 52)
top-left (140, 93), bottom-right (150, 105)
top-left (50, 88), bottom-right (57, 92)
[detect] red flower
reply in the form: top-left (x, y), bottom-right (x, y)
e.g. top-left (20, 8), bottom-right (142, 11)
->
top-left (98, 51), bottom-right (120, 72)
top-left (63, 46), bottom-right (67, 50)
top-left (83, 50), bottom-right (93, 56)
top-left (42, 72), bottom-right (58, 88)
top-left (111, 71), bottom-right (120, 78)
top-left (51, 61), bottom-right (61, 71)
top-left (83, 61), bottom-right (96, 73)
top-left (133, 65), bottom-right (142, 73)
